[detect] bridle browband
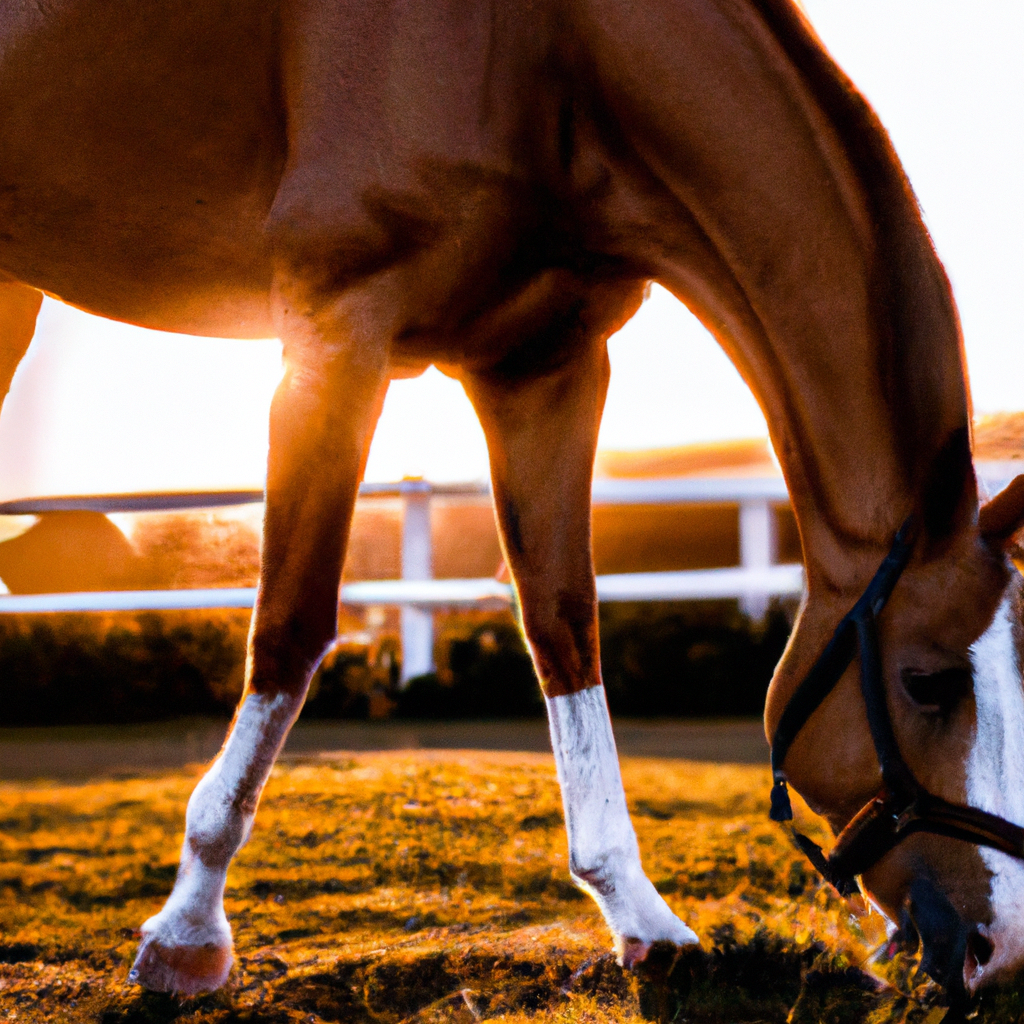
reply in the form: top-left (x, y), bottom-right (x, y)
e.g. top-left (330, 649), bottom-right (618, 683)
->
top-left (769, 517), bottom-right (1024, 898)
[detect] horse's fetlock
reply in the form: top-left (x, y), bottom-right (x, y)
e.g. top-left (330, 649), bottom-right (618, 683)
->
top-left (186, 824), bottom-right (245, 870)
top-left (570, 854), bottom-right (622, 893)
top-left (184, 781), bottom-right (250, 868)
top-left (571, 869), bottom-right (610, 898)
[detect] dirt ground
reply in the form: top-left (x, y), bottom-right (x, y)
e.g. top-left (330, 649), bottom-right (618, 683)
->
top-left (1, 750), bottom-right (1022, 1024)
top-left (0, 718), bottom-right (771, 782)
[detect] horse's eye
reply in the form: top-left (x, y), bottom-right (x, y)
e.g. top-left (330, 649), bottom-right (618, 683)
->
top-left (901, 667), bottom-right (973, 714)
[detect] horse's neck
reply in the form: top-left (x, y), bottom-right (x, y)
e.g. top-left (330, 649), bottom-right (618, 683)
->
top-left (658, 201), bottom-right (970, 597)
top-left (752, 2), bottom-right (974, 592)
top-left (750, 229), bottom-right (972, 594)
top-left (616, 0), bottom-right (973, 594)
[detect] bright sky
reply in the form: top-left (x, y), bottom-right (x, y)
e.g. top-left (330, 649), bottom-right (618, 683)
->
top-left (0, 1), bottom-right (1020, 499)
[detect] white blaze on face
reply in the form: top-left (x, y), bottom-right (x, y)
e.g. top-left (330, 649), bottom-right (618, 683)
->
top-left (966, 589), bottom-right (1024, 991)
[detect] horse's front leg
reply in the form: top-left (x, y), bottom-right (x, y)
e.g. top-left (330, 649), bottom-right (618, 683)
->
top-left (464, 339), bottom-right (699, 968)
top-left (130, 279), bottom-right (389, 995)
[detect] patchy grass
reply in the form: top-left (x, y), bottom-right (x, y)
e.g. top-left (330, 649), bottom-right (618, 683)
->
top-left (0, 752), bottom-right (1018, 1022)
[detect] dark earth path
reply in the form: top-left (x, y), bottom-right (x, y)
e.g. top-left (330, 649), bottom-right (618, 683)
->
top-left (0, 718), bottom-right (768, 781)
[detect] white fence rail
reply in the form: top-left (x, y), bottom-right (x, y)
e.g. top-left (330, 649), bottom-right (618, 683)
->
top-left (1, 462), bottom-right (1018, 681)
top-left (0, 477), bottom-right (800, 683)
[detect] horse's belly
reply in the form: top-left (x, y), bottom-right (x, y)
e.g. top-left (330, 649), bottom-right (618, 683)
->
top-left (0, 0), bottom-right (284, 337)
top-left (0, 197), bottom-right (279, 339)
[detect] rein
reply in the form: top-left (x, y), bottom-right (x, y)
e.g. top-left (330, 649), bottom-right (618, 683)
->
top-left (768, 518), bottom-right (1024, 898)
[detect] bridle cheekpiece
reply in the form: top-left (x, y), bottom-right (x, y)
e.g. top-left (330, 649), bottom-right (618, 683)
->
top-left (768, 517), bottom-right (1024, 898)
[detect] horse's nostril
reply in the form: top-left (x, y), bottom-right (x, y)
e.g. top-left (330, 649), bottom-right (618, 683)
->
top-left (963, 925), bottom-right (997, 996)
top-left (907, 878), bottom-right (970, 996)
top-left (966, 927), bottom-right (994, 971)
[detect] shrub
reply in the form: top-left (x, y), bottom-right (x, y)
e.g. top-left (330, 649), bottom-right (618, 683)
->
top-left (395, 622), bottom-right (542, 719)
top-left (599, 602), bottom-right (793, 717)
top-left (394, 604), bottom-right (792, 720)
top-left (0, 603), bottom-right (793, 725)
top-left (0, 610), bottom-right (248, 725)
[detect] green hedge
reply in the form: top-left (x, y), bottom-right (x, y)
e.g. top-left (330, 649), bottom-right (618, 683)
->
top-left (0, 611), bottom-right (248, 725)
top-left (600, 602), bottom-right (792, 717)
top-left (397, 604), bottom-right (791, 719)
top-left (0, 603), bottom-right (792, 725)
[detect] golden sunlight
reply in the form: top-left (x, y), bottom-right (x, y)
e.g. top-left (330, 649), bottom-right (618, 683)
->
top-left (0, 287), bottom-right (766, 499)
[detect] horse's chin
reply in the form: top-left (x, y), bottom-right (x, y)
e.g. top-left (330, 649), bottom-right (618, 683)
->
top-left (963, 852), bottom-right (1024, 995)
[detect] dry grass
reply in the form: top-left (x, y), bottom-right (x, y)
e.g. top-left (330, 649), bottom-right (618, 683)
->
top-left (1, 752), bottom-right (1021, 1023)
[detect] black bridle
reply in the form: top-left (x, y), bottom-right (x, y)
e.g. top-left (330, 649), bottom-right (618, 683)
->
top-left (769, 518), bottom-right (1024, 899)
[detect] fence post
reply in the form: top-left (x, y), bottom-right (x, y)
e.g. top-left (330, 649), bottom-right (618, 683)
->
top-left (399, 479), bottom-right (434, 685)
top-left (739, 498), bottom-right (776, 622)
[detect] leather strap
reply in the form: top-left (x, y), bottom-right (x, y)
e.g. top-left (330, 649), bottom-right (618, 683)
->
top-left (767, 515), bottom-right (1024, 897)
top-left (769, 518), bottom-right (915, 822)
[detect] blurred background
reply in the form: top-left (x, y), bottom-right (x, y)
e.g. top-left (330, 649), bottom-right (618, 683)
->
top-left (0, 1), bottom-right (1021, 732)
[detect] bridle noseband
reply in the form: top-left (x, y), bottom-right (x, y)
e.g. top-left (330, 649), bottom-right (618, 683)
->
top-left (769, 518), bottom-right (1024, 898)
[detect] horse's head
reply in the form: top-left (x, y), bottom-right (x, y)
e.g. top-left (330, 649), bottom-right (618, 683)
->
top-left (767, 475), bottom-right (1024, 1003)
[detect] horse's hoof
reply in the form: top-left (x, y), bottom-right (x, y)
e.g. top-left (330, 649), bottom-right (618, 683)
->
top-left (129, 932), bottom-right (233, 995)
top-left (617, 919), bottom-right (700, 970)
top-left (619, 934), bottom-right (695, 970)
top-left (620, 936), bottom-right (655, 970)
top-left (584, 864), bottom-right (700, 970)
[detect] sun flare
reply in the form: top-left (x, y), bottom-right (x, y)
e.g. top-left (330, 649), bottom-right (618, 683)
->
top-left (0, 287), bottom-right (767, 500)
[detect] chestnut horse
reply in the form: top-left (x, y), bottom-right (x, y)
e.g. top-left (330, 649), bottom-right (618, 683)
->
top-left (0, 0), bottom-right (1022, 1006)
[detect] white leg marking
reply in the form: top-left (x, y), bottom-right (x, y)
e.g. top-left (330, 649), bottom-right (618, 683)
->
top-left (966, 592), bottom-right (1024, 992)
top-left (546, 686), bottom-right (698, 965)
top-left (130, 691), bottom-right (300, 994)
